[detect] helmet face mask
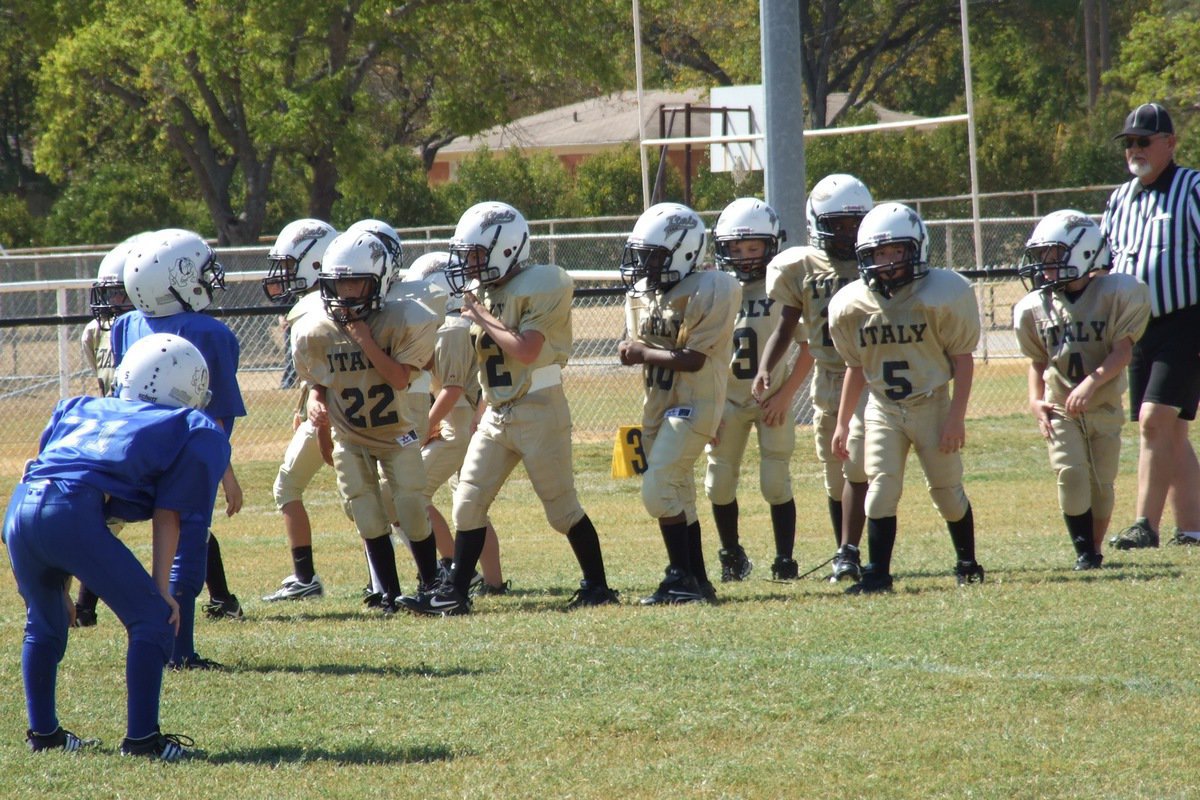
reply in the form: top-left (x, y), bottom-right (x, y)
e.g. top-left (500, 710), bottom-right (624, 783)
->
top-left (89, 280), bottom-right (134, 330)
top-left (1018, 210), bottom-right (1108, 293)
top-left (855, 202), bottom-right (929, 299)
top-left (714, 197), bottom-right (783, 282)
top-left (807, 174), bottom-right (873, 261)
top-left (319, 232), bottom-right (393, 325)
top-left (445, 202), bottom-right (530, 295)
top-left (262, 219), bottom-right (337, 304)
top-left (115, 333), bottom-right (212, 410)
top-left (621, 202), bottom-right (706, 295)
top-left (90, 234), bottom-right (143, 329)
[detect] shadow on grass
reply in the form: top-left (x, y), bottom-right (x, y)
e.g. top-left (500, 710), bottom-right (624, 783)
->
top-left (228, 662), bottom-right (492, 679)
top-left (205, 741), bottom-right (462, 765)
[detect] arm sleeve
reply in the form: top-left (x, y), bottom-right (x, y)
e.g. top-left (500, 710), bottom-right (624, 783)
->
top-left (1110, 278), bottom-right (1152, 344)
top-left (678, 275), bottom-right (740, 357)
top-left (939, 281), bottom-right (982, 355)
top-left (1013, 301), bottom-right (1048, 363)
top-left (152, 426), bottom-right (231, 522)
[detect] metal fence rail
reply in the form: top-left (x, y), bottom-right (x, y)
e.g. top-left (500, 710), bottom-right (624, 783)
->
top-left (0, 218), bottom-right (1049, 469)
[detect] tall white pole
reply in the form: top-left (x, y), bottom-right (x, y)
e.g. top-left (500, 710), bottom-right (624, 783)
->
top-left (960, 0), bottom-right (983, 269)
top-left (760, 0), bottom-right (806, 242)
top-left (632, 0), bottom-right (650, 210)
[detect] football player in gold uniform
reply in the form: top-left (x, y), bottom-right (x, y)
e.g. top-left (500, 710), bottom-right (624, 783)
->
top-left (829, 202), bottom-right (984, 593)
top-left (620, 203), bottom-right (742, 604)
top-left (405, 253), bottom-right (507, 595)
top-left (703, 198), bottom-right (810, 584)
top-left (401, 202), bottom-right (618, 615)
top-left (259, 218), bottom-right (338, 603)
top-left (291, 230), bottom-right (441, 612)
top-left (754, 174), bottom-right (874, 581)
top-left (1014, 210), bottom-right (1150, 569)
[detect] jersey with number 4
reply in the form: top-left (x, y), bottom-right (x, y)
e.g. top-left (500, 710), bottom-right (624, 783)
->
top-left (1014, 272), bottom-right (1150, 408)
top-left (24, 395), bottom-right (229, 526)
top-left (291, 298), bottom-right (438, 450)
top-left (828, 269), bottom-right (980, 401)
top-left (625, 269), bottom-right (741, 437)
top-left (472, 263), bottom-right (574, 407)
top-left (766, 245), bottom-right (857, 371)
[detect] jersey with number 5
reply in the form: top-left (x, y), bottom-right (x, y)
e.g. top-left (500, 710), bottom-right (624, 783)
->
top-left (291, 297), bottom-right (438, 450)
top-left (828, 268), bottom-right (980, 401)
top-left (472, 263), bottom-right (574, 407)
top-left (1014, 271), bottom-right (1150, 408)
top-left (625, 269), bottom-right (741, 437)
top-left (766, 245), bottom-right (857, 371)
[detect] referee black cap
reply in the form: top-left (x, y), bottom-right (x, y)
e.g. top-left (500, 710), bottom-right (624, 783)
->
top-left (1114, 102), bottom-right (1174, 139)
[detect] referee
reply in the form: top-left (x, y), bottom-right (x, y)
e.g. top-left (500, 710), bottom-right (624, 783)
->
top-left (1102, 102), bottom-right (1200, 548)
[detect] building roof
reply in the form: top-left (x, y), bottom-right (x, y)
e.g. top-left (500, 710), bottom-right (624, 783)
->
top-left (437, 88), bottom-right (711, 155)
top-left (434, 88), bottom-right (929, 158)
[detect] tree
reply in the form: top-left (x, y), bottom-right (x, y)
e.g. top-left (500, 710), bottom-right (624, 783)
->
top-left (34, 0), bottom-right (625, 245)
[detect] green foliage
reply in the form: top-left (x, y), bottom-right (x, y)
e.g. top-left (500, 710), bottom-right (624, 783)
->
top-left (689, 166), bottom-right (763, 213)
top-left (40, 161), bottom-right (207, 245)
top-left (1106, 2), bottom-right (1200, 166)
top-left (571, 145), bottom-right (685, 216)
top-left (0, 195), bottom-right (40, 248)
top-left (333, 147), bottom-right (450, 229)
top-left (435, 147), bottom-right (577, 220)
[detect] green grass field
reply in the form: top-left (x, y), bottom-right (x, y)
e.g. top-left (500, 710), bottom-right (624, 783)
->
top-left (1, 417), bottom-right (1199, 799)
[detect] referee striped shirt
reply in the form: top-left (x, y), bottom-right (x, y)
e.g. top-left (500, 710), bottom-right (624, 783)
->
top-left (1101, 162), bottom-right (1200, 317)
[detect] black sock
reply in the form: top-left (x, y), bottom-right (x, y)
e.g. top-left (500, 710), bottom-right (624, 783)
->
top-left (687, 521), bottom-right (710, 585)
top-left (205, 533), bottom-right (231, 599)
top-left (1065, 511), bottom-right (1095, 556)
top-left (828, 497), bottom-right (844, 548)
top-left (659, 519), bottom-right (690, 572)
top-left (410, 534), bottom-right (440, 588)
top-left (291, 545), bottom-right (315, 583)
top-left (567, 515), bottom-right (608, 586)
top-left (75, 584), bottom-right (99, 612)
top-left (867, 516), bottom-right (898, 575)
top-left (947, 504), bottom-right (976, 563)
top-left (711, 500), bottom-right (740, 550)
top-left (450, 528), bottom-right (487, 594)
top-left (363, 534), bottom-right (402, 598)
top-left (770, 499), bottom-right (796, 559)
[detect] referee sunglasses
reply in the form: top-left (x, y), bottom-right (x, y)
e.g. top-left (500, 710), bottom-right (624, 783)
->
top-left (1122, 134), bottom-right (1167, 149)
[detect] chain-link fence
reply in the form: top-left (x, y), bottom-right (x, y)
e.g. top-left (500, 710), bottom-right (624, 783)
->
top-left (1, 214), bottom-right (1064, 470)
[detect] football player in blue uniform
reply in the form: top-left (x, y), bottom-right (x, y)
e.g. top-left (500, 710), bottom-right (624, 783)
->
top-left (111, 229), bottom-right (247, 668)
top-left (4, 334), bottom-right (229, 760)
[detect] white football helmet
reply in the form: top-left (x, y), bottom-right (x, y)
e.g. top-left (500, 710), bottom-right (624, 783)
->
top-left (713, 197), bottom-right (784, 282)
top-left (445, 201), bottom-right (531, 294)
top-left (318, 231), bottom-right (394, 324)
top-left (345, 219), bottom-right (404, 283)
top-left (855, 202), bottom-right (930, 298)
top-left (90, 233), bottom-right (146, 329)
top-left (262, 218), bottom-right (337, 304)
top-left (407, 251), bottom-right (460, 313)
top-left (807, 173), bottom-right (874, 260)
top-left (620, 202), bottom-right (706, 294)
top-left (1019, 209), bottom-right (1109, 293)
top-left (115, 333), bottom-right (211, 410)
top-left (124, 229), bottom-right (225, 316)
